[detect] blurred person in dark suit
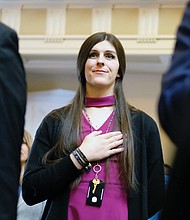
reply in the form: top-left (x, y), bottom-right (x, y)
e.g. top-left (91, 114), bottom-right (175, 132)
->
top-left (158, 1), bottom-right (190, 219)
top-left (0, 22), bottom-right (26, 220)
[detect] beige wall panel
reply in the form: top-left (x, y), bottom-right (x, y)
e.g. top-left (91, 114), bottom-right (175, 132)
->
top-left (65, 8), bottom-right (92, 35)
top-left (20, 9), bottom-right (46, 35)
top-left (124, 71), bottom-right (176, 166)
top-left (158, 8), bottom-right (184, 35)
top-left (26, 73), bottom-right (79, 92)
top-left (112, 8), bottom-right (138, 35)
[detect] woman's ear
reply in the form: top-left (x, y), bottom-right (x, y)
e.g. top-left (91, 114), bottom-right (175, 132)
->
top-left (116, 73), bottom-right (120, 78)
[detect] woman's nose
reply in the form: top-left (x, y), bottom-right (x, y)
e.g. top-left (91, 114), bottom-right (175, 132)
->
top-left (97, 55), bottom-right (104, 65)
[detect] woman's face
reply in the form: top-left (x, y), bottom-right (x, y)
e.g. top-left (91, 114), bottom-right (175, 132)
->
top-left (20, 142), bottom-right (29, 163)
top-left (84, 40), bottom-right (120, 95)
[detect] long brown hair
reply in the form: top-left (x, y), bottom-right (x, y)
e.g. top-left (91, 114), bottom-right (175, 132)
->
top-left (43, 32), bottom-right (138, 191)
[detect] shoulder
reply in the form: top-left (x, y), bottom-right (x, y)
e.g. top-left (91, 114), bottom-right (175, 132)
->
top-left (0, 22), bottom-right (11, 33)
top-left (130, 107), bottom-right (157, 126)
top-left (44, 105), bottom-right (70, 123)
top-left (129, 107), bottom-right (159, 135)
top-left (0, 22), bottom-right (17, 42)
top-left (0, 22), bottom-right (19, 61)
top-left (35, 105), bottom-right (70, 137)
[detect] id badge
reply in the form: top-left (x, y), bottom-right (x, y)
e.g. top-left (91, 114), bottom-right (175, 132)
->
top-left (86, 179), bottom-right (105, 207)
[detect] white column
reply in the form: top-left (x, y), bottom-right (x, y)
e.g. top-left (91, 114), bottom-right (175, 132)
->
top-left (138, 7), bottom-right (159, 37)
top-left (46, 6), bottom-right (66, 35)
top-left (92, 6), bottom-right (112, 33)
top-left (1, 7), bottom-right (21, 33)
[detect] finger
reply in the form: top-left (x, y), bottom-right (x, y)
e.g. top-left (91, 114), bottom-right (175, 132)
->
top-left (108, 146), bottom-right (124, 156)
top-left (106, 133), bottom-right (123, 143)
top-left (88, 130), bottom-right (102, 137)
top-left (101, 131), bottom-right (122, 138)
top-left (108, 139), bottom-right (123, 150)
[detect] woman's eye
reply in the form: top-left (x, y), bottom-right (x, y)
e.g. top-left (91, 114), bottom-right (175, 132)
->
top-left (105, 54), bottom-right (115, 59)
top-left (88, 52), bottom-right (98, 58)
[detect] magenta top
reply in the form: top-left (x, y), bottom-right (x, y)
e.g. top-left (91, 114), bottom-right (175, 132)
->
top-left (68, 96), bottom-right (128, 220)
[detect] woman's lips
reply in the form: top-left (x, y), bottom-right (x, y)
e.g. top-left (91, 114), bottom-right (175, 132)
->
top-left (93, 69), bottom-right (107, 73)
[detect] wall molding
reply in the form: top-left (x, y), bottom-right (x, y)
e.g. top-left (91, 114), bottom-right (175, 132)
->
top-left (19, 34), bottom-right (176, 56)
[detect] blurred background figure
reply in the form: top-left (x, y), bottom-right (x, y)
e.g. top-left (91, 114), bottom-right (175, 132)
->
top-left (0, 22), bottom-right (26, 220)
top-left (17, 129), bottom-right (46, 220)
top-left (158, 1), bottom-right (190, 219)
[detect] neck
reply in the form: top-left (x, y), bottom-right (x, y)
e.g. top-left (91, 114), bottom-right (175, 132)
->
top-left (86, 83), bottom-right (115, 98)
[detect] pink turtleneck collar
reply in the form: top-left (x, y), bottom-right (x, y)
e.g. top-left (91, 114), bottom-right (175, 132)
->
top-left (85, 95), bottom-right (115, 107)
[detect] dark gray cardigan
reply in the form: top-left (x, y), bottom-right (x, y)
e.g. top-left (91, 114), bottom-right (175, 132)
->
top-left (22, 107), bottom-right (165, 220)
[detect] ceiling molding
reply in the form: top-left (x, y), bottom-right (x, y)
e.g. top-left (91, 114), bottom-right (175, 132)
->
top-left (0, 0), bottom-right (188, 8)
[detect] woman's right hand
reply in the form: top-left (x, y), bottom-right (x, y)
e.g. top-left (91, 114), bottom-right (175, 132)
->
top-left (79, 130), bottom-right (124, 162)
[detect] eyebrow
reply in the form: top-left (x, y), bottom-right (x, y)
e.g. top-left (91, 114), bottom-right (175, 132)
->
top-left (90, 49), bottom-right (117, 54)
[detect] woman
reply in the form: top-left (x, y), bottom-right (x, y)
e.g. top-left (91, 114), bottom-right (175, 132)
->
top-left (17, 129), bottom-right (45, 220)
top-left (22, 32), bottom-right (165, 220)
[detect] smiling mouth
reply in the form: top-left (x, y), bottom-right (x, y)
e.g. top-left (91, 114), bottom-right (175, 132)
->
top-left (93, 70), bottom-right (107, 73)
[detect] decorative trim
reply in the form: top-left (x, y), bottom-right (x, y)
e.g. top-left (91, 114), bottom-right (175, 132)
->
top-left (92, 6), bottom-right (112, 33)
top-left (136, 38), bottom-right (157, 43)
top-left (46, 7), bottom-right (66, 35)
top-left (1, 7), bottom-right (21, 33)
top-left (138, 8), bottom-right (159, 37)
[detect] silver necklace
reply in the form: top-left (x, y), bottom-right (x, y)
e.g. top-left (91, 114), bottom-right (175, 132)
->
top-left (84, 107), bottom-right (116, 207)
top-left (83, 108), bottom-right (116, 133)
top-left (83, 107), bottom-right (116, 173)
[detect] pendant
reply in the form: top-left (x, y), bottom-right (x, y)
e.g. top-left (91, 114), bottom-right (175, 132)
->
top-left (86, 178), bottom-right (105, 207)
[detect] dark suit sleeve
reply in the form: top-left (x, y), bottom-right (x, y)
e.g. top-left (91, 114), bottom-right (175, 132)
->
top-left (158, 2), bottom-right (190, 147)
top-left (0, 22), bottom-right (26, 219)
top-left (158, 2), bottom-right (190, 220)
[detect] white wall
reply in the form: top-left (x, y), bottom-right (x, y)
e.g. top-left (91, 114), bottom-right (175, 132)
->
top-left (25, 89), bottom-right (75, 137)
